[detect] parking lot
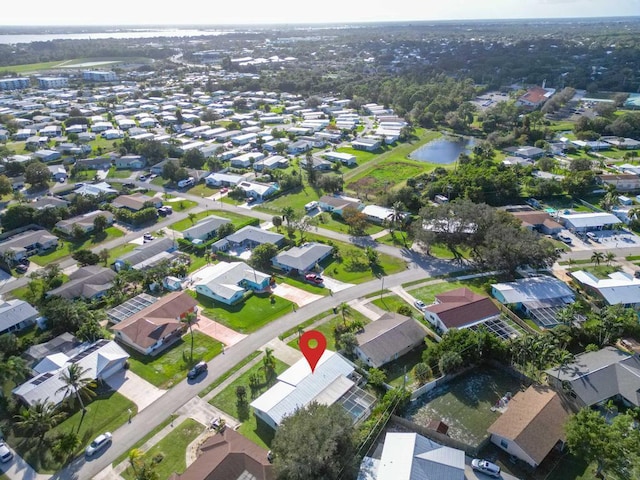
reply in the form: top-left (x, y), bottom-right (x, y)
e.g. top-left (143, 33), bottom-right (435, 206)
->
top-left (558, 228), bottom-right (640, 252)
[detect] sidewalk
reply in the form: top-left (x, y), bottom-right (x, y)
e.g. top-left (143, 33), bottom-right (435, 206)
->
top-left (348, 297), bottom-right (384, 321)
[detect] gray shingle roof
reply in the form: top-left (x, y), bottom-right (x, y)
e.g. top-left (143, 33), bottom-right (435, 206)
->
top-left (183, 215), bottom-right (230, 240)
top-left (273, 242), bottom-right (332, 272)
top-left (0, 299), bottom-right (38, 333)
top-left (225, 225), bottom-right (284, 246)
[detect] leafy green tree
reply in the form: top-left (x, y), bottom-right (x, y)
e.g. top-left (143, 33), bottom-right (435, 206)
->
top-left (99, 248), bottom-right (110, 266)
top-left (181, 149), bottom-right (205, 169)
top-left (216, 222), bottom-right (235, 239)
top-left (566, 408), bottom-right (640, 478)
top-left (438, 351), bottom-right (463, 374)
top-left (93, 214), bottom-right (109, 234)
top-left (368, 368), bottom-right (387, 389)
top-left (271, 402), bottom-right (358, 480)
top-left (414, 363), bottom-right (432, 386)
top-left (25, 161), bottom-right (51, 188)
top-left (0, 355), bottom-right (30, 387)
top-left (72, 249), bottom-right (100, 266)
top-left (0, 174), bottom-right (12, 196)
top-left (337, 332), bottom-right (358, 358)
top-left (250, 243), bottom-right (278, 271)
top-left (14, 399), bottom-right (65, 445)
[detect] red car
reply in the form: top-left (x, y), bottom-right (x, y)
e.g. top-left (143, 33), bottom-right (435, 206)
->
top-left (305, 274), bottom-right (323, 284)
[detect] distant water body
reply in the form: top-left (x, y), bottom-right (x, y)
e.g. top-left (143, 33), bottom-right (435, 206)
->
top-left (0, 29), bottom-right (229, 45)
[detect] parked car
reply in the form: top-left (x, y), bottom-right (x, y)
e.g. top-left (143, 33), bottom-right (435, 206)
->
top-left (85, 432), bottom-right (112, 457)
top-left (471, 459), bottom-right (501, 478)
top-left (188, 361), bottom-right (208, 379)
top-left (15, 264), bottom-right (28, 274)
top-left (138, 174), bottom-right (148, 181)
top-left (414, 300), bottom-right (426, 310)
top-left (143, 233), bottom-right (155, 242)
top-left (220, 187), bottom-right (229, 193)
top-left (0, 442), bottom-right (14, 463)
top-left (305, 273), bottom-right (323, 284)
top-left (558, 233), bottom-right (572, 245)
top-left (247, 196), bottom-right (256, 204)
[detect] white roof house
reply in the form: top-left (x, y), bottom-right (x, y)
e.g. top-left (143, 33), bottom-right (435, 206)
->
top-left (12, 339), bottom-right (129, 407)
top-left (570, 270), bottom-right (640, 308)
top-left (558, 212), bottom-right (621, 231)
top-left (492, 276), bottom-right (575, 306)
top-left (359, 432), bottom-right (466, 480)
top-left (250, 351), bottom-right (375, 429)
top-left (0, 299), bottom-right (39, 336)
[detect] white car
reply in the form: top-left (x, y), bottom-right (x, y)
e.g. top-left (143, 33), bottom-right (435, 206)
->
top-left (471, 458), bottom-right (501, 477)
top-left (414, 300), bottom-right (426, 310)
top-left (0, 442), bottom-right (14, 463)
top-left (85, 432), bottom-right (112, 457)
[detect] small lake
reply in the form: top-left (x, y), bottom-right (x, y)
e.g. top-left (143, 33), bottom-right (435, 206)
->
top-left (409, 136), bottom-right (476, 164)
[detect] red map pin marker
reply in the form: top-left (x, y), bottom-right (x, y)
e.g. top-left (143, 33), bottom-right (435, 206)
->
top-left (300, 330), bottom-right (327, 374)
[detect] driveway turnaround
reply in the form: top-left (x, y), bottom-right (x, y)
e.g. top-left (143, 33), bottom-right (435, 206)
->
top-left (271, 282), bottom-right (323, 307)
top-left (105, 369), bottom-right (165, 411)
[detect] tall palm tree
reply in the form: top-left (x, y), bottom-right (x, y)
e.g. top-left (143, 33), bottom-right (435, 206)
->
top-left (605, 251), bottom-right (616, 266)
top-left (281, 206), bottom-right (296, 228)
top-left (14, 399), bottom-right (65, 445)
top-left (339, 302), bottom-right (351, 325)
top-left (181, 311), bottom-right (198, 361)
top-left (262, 347), bottom-right (276, 381)
top-left (188, 212), bottom-right (197, 225)
top-left (56, 363), bottom-right (97, 415)
top-left (0, 355), bottom-right (30, 387)
top-left (591, 251), bottom-right (604, 266)
top-left (128, 448), bottom-right (144, 476)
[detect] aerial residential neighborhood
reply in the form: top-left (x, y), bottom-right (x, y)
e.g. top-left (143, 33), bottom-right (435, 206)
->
top-left (0, 11), bottom-right (640, 480)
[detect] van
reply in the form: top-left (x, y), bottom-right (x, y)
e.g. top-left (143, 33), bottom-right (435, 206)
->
top-left (586, 232), bottom-right (599, 243)
top-left (177, 177), bottom-right (195, 188)
top-left (558, 233), bottom-right (572, 245)
top-left (471, 459), bottom-right (501, 478)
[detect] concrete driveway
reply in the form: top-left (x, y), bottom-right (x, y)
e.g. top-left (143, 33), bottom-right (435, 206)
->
top-left (322, 276), bottom-right (355, 293)
top-left (0, 450), bottom-right (45, 480)
top-left (194, 314), bottom-right (247, 347)
top-left (271, 282), bottom-right (323, 307)
top-left (105, 369), bottom-right (165, 411)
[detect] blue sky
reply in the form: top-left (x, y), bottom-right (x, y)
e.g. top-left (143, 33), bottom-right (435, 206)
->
top-left (1, 0), bottom-right (639, 26)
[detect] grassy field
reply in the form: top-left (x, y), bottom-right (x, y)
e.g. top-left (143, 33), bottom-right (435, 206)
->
top-left (209, 357), bottom-right (289, 449)
top-left (185, 183), bottom-right (220, 197)
top-left (406, 367), bottom-right (526, 447)
top-left (409, 277), bottom-right (496, 304)
top-left (111, 414), bottom-right (178, 467)
top-left (165, 199), bottom-right (198, 212)
top-left (192, 291), bottom-right (294, 333)
top-left (106, 242), bottom-right (138, 265)
top-left (121, 418), bottom-right (205, 480)
top-left (107, 166), bottom-right (136, 179)
top-left (7, 389), bottom-right (135, 473)
top-left (0, 61), bottom-right (70, 73)
top-left (372, 294), bottom-right (411, 314)
top-left (31, 227), bottom-right (124, 265)
top-left (287, 310), bottom-right (371, 352)
top-left (124, 331), bottom-right (223, 389)
top-left (0, 57), bottom-right (152, 74)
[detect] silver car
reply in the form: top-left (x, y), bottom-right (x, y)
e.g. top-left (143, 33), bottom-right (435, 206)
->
top-left (85, 432), bottom-right (112, 456)
top-left (471, 458), bottom-right (501, 477)
top-left (0, 442), bottom-right (14, 463)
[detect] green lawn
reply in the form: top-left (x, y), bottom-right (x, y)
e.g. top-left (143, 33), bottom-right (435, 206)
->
top-left (170, 209), bottom-right (256, 232)
top-left (124, 331), bottom-right (223, 389)
top-left (112, 414), bottom-right (178, 467)
top-left (198, 351), bottom-right (262, 398)
top-left (335, 147), bottom-right (380, 167)
top-left (372, 294), bottom-right (412, 314)
top-left (7, 389), bottom-right (135, 473)
top-left (209, 357), bottom-right (289, 449)
top-left (428, 243), bottom-right (471, 260)
top-left (0, 60), bottom-right (71, 73)
top-left (312, 211), bottom-right (386, 236)
top-left (409, 277), bottom-right (495, 304)
top-left (31, 227), bottom-right (125, 265)
top-left (578, 265), bottom-right (618, 279)
top-left (273, 273), bottom-right (330, 296)
top-left (107, 166), bottom-right (136, 179)
top-left (287, 311), bottom-right (371, 352)
top-left (375, 232), bottom-right (412, 248)
top-left (346, 159), bottom-right (429, 195)
top-left (106, 242), bottom-right (138, 265)
top-left (185, 183), bottom-right (220, 197)
top-left (165, 199), bottom-right (198, 212)
top-left (121, 418), bottom-right (205, 480)
top-left (384, 346), bottom-right (432, 388)
top-left (406, 367), bottom-right (526, 447)
top-left (192, 291), bottom-right (294, 333)
top-left (255, 185), bottom-right (321, 217)
top-left (546, 454), bottom-right (599, 480)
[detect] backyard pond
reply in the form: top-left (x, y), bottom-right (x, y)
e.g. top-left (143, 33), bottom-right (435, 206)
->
top-left (409, 136), bottom-right (476, 164)
top-left (405, 367), bottom-right (526, 447)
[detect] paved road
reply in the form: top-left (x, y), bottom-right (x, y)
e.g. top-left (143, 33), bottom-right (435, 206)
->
top-left (53, 258), bottom-right (461, 480)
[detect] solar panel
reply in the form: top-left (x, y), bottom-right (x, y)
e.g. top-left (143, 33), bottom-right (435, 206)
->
top-left (107, 293), bottom-right (158, 323)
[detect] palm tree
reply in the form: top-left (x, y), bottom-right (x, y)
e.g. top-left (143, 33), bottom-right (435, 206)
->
top-left (188, 212), bottom-right (197, 225)
top-left (0, 355), bottom-right (30, 387)
top-left (99, 248), bottom-right (110, 266)
top-left (128, 448), bottom-right (144, 476)
top-left (262, 347), bottom-right (276, 381)
top-left (281, 206), bottom-right (296, 228)
top-left (605, 251), bottom-right (616, 266)
top-left (339, 302), bottom-right (351, 325)
top-left (591, 251), bottom-right (604, 266)
top-left (181, 311), bottom-right (198, 362)
top-left (56, 363), bottom-right (97, 416)
top-left (14, 399), bottom-right (65, 445)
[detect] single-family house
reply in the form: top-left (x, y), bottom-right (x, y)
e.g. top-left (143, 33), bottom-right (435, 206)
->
top-left (354, 313), bottom-right (427, 368)
top-left (557, 212), bottom-right (622, 232)
top-left (323, 151), bottom-right (357, 166)
top-left (570, 270), bottom-right (640, 309)
top-left (112, 292), bottom-right (198, 356)
top-left (150, 158), bottom-right (180, 176)
top-left (32, 149), bottom-right (62, 163)
top-left (358, 432), bottom-right (466, 480)
top-left (237, 181), bottom-right (279, 200)
top-left (492, 276), bottom-right (576, 328)
top-left (424, 288), bottom-right (501, 333)
top-left (22, 333), bottom-right (82, 368)
top-left (115, 155), bottom-right (146, 170)
top-left (205, 172), bottom-right (245, 188)
top-left (361, 205), bottom-right (407, 225)
top-left (597, 174), bottom-right (640, 193)
top-left (9, 176), bottom-right (25, 191)
top-left (0, 299), bottom-right (39, 336)
top-left (300, 156), bottom-right (332, 171)
top-left (516, 86), bottom-right (555, 108)
top-left (12, 339), bottom-right (128, 407)
top-left (113, 237), bottom-right (178, 272)
top-left (253, 155), bottom-right (289, 172)
top-left (168, 428), bottom-right (274, 480)
top-left (511, 210), bottom-right (563, 235)
top-left (183, 215), bottom-right (232, 242)
top-left (31, 197), bottom-right (69, 210)
top-left (106, 293), bottom-right (159, 324)
top-left (271, 242), bottom-right (333, 274)
top-left (504, 146), bottom-right (545, 160)
top-left (55, 210), bottom-right (114, 236)
top-left (352, 138), bottom-right (381, 151)
top-left (287, 139), bottom-right (313, 155)
top-left (601, 136), bottom-right (640, 150)
top-left (318, 194), bottom-right (363, 216)
top-left (194, 261), bottom-right (271, 305)
top-left (487, 386), bottom-right (573, 468)
top-left (0, 229), bottom-right (59, 262)
top-left (112, 194), bottom-right (162, 212)
top-left (230, 152), bottom-right (265, 169)
top-left (77, 131), bottom-right (96, 142)
top-left (250, 350), bottom-right (375, 430)
top-left (75, 181), bottom-right (118, 196)
top-left (75, 157), bottom-right (112, 171)
top-left (102, 128), bottom-right (124, 140)
top-left (212, 225), bottom-right (285, 253)
top-left (47, 265), bottom-right (116, 300)
top-left (47, 165), bottom-right (67, 182)
top-left (546, 346), bottom-right (640, 408)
